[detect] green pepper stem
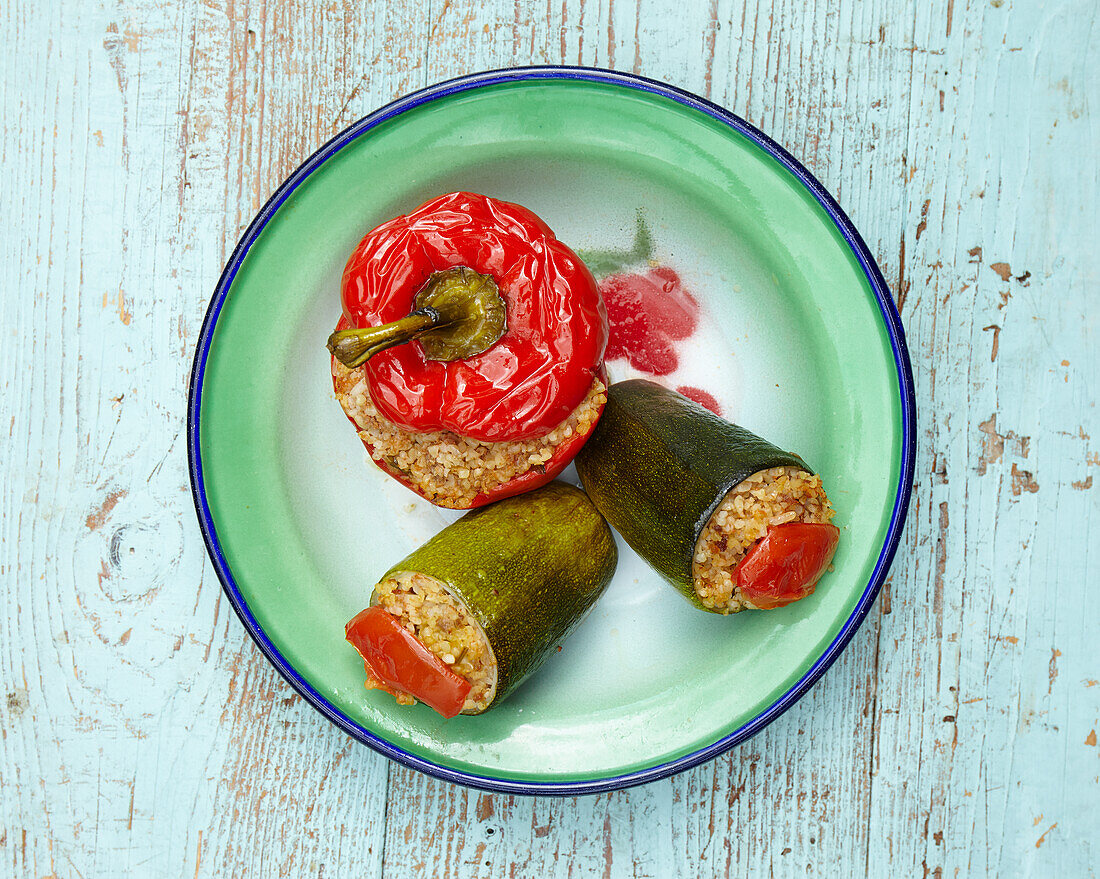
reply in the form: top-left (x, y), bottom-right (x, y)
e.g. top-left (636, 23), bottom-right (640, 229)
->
top-left (327, 267), bottom-right (507, 368)
top-left (327, 309), bottom-right (447, 368)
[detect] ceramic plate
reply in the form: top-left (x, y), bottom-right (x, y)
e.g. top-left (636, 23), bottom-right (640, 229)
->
top-left (188, 67), bottom-right (915, 794)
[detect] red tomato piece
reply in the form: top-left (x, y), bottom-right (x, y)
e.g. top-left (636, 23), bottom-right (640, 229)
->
top-left (734, 523), bottom-right (840, 610)
top-left (345, 606), bottom-right (472, 719)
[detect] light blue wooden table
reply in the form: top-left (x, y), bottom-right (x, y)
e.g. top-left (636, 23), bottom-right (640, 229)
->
top-left (3, 1), bottom-right (1096, 875)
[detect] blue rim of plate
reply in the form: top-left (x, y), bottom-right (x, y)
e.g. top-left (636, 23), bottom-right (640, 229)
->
top-left (187, 65), bottom-right (917, 796)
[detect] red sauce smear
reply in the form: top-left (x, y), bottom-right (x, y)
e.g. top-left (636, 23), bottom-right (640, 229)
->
top-left (598, 263), bottom-right (722, 415)
top-left (599, 266), bottom-right (699, 376)
top-left (676, 385), bottom-right (722, 415)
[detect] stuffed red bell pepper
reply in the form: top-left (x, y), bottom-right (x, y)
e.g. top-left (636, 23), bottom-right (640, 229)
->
top-left (328, 192), bottom-right (608, 509)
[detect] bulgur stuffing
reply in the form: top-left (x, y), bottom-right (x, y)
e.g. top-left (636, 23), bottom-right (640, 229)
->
top-left (332, 361), bottom-right (606, 508)
top-left (372, 571), bottom-right (497, 713)
top-left (692, 466), bottom-right (835, 613)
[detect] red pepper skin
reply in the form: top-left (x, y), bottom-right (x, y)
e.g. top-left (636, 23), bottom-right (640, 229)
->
top-left (345, 606), bottom-right (472, 719)
top-left (734, 523), bottom-right (840, 610)
top-left (332, 319), bottom-right (607, 508)
top-left (341, 192), bottom-right (607, 442)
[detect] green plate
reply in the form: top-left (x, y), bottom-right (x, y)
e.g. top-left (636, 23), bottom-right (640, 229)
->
top-left (188, 68), bottom-right (915, 795)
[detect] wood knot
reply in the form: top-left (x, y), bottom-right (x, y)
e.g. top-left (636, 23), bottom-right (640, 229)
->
top-left (78, 490), bottom-right (185, 603)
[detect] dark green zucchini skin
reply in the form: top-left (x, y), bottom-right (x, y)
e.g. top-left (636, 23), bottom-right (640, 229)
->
top-left (574, 379), bottom-right (808, 612)
top-left (376, 481), bottom-right (617, 711)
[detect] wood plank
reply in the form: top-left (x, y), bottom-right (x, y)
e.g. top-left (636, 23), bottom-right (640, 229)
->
top-left (866, 1), bottom-right (1099, 875)
top-left (0, 0), bottom-right (423, 874)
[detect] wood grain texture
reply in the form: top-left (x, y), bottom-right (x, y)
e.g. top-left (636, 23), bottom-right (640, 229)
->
top-left (1, 1), bottom-right (1096, 877)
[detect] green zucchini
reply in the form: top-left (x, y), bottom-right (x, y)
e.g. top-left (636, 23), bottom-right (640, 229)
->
top-left (574, 379), bottom-right (810, 612)
top-left (376, 481), bottom-right (617, 711)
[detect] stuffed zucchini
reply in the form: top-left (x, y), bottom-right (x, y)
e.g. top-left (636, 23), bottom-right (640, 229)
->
top-left (575, 380), bottom-right (838, 613)
top-left (345, 482), bottom-right (617, 717)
